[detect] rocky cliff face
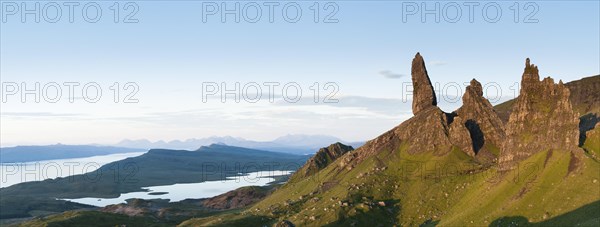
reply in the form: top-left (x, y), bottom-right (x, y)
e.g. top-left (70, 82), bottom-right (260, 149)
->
top-left (498, 59), bottom-right (580, 170)
top-left (399, 55), bottom-right (505, 158)
top-left (411, 52), bottom-right (437, 115)
top-left (339, 56), bottom-right (580, 172)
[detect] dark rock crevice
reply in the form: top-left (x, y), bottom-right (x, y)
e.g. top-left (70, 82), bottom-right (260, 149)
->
top-left (579, 113), bottom-right (599, 146)
top-left (465, 119), bottom-right (485, 154)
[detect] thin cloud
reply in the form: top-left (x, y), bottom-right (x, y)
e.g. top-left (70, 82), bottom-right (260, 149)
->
top-left (379, 70), bottom-right (405, 79)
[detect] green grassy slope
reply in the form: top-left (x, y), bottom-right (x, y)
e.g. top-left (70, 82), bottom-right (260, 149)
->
top-left (180, 143), bottom-right (600, 226)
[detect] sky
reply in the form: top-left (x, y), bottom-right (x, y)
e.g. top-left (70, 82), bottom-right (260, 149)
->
top-left (1, 0), bottom-right (599, 146)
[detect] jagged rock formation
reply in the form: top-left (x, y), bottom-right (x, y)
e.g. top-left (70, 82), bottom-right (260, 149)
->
top-left (453, 79), bottom-right (506, 162)
top-left (291, 142), bottom-right (354, 179)
top-left (174, 54), bottom-right (600, 227)
top-left (411, 52), bottom-right (437, 115)
top-left (395, 107), bottom-right (464, 155)
top-left (341, 54), bottom-right (505, 167)
top-left (499, 59), bottom-right (580, 170)
top-left (494, 75), bottom-right (599, 123)
top-left (456, 79), bottom-right (506, 149)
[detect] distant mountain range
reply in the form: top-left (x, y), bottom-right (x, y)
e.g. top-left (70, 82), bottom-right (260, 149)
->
top-left (115, 134), bottom-right (365, 154)
top-left (0, 145), bottom-right (145, 163)
top-left (0, 135), bottom-right (363, 163)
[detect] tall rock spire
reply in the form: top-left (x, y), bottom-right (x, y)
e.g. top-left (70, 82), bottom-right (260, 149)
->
top-left (411, 53), bottom-right (437, 115)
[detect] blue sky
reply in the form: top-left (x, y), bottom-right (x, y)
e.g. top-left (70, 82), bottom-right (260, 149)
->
top-left (1, 0), bottom-right (599, 146)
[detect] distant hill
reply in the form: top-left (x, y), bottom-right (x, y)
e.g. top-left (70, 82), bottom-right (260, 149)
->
top-left (0, 145), bottom-right (145, 163)
top-left (116, 135), bottom-right (364, 154)
top-left (0, 144), bottom-right (309, 219)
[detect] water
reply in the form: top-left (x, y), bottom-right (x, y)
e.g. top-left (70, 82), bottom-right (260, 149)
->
top-left (0, 152), bottom-right (146, 188)
top-left (61, 170), bottom-right (293, 207)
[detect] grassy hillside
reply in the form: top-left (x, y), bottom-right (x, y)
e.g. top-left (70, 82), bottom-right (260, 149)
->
top-left (12, 130), bottom-right (600, 226)
top-left (180, 143), bottom-right (600, 226)
top-left (14, 138), bottom-right (599, 227)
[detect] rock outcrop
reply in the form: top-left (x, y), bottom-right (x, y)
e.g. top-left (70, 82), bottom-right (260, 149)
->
top-left (453, 79), bottom-right (506, 162)
top-left (411, 52), bottom-right (437, 115)
top-left (342, 55), bottom-right (584, 171)
top-left (395, 107), bottom-right (459, 155)
top-left (494, 75), bottom-right (599, 123)
top-left (291, 143), bottom-right (354, 180)
top-left (341, 54), bottom-right (505, 166)
top-left (499, 59), bottom-right (580, 170)
top-left (456, 79), bottom-right (506, 148)
top-left (340, 106), bottom-right (460, 170)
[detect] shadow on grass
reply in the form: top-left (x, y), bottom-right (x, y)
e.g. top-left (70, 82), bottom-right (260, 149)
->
top-left (490, 200), bottom-right (600, 227)
top-left (420, 219), bottom-right (440, 227)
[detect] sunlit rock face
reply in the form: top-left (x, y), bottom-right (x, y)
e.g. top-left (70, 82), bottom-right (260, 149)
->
top-left (499, 59), bottom-right (580, 171)
top-left (411, 52), bottom-right (437, 115)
